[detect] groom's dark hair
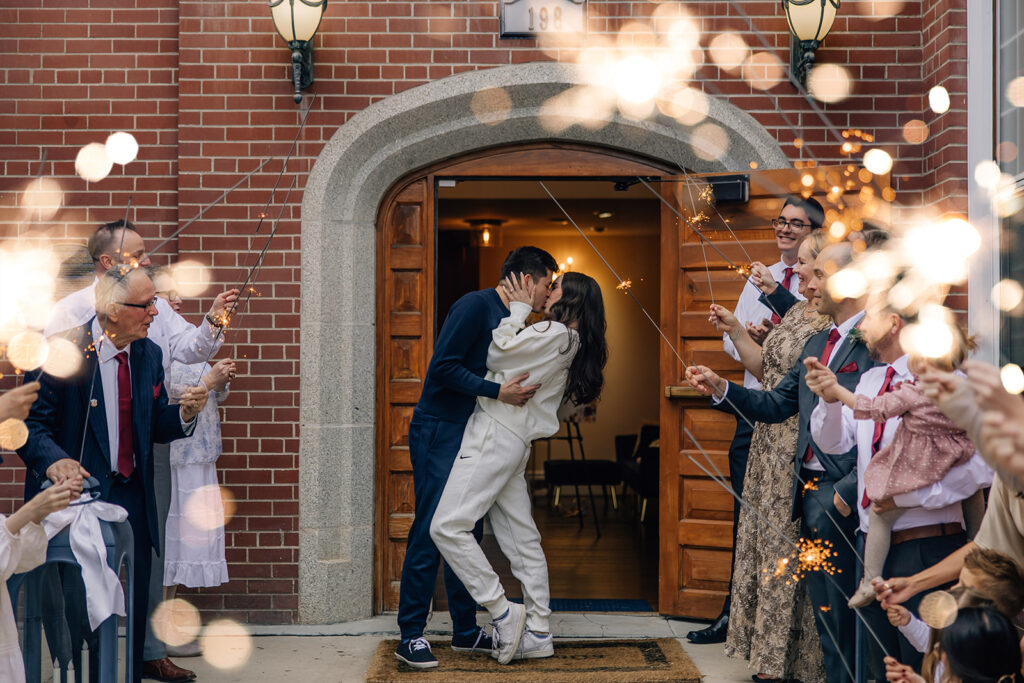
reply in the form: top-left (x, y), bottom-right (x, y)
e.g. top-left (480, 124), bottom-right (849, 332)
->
top-left (500, 246), bottom-right (557, 282)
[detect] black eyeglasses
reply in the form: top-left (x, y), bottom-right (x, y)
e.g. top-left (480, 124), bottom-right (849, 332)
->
top-left (118, 296), bottom-right (158, 310)
top-left (772, 218), bottom-right (810, 231)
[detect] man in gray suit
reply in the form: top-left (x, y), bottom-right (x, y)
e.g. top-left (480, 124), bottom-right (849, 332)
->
top-left (685, 242), bottom-right (877, 683)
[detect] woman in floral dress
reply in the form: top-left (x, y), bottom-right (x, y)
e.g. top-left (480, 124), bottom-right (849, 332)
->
top-left (709, 230), bottom-right (831, 682)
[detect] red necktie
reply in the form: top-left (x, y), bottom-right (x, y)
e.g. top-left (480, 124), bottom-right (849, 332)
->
top-left (115, 352), bottom-right (135, 478)
top-left (861, 366), bottom-right (898, 508)
top-left (804, 328), bottom-right (843, 463)
top-left (769, 267), bottom-right (795, 324)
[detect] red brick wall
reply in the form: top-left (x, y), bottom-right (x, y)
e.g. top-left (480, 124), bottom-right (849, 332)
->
top-left (1, 0), bottom-right (966, 624)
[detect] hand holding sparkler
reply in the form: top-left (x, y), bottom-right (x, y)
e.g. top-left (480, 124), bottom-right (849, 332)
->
top-left (979, 411), bottom-right (1024, 481)
top-left (748, 261), bottom-right (777, 295)
top-left (178, 383), bottom-right (209, 424)
top-left (202, 359), bottom-right (236, 393)
top-left (875, 575), bottom-right (916, 609)
top-left (885, 604), bottom-right (911, 628)
top-left (45, 458), bottom-right (89, 497)
top-left (206, 288), bottom-right (241, 329)
top-left (19, 481), bottom-right (74, 525)
top-left (804, 358), bottom-right (841, 403)
top-left (708, 304), bottom-right (741, 337)
top-left (501, 272), bottom-right (535, 307)
top-left (883, 656), bottom-right (926, 683)
top-left (0, 382), bottom-right (41, 422)
top-left (684, 365), bottom-right (726, 397)
top-left (746, 319), bottom-right (775, 345)
top-left (964, 360), bottom-right (1024, 421)
top-left (919, 366), bottom-right (967, 409)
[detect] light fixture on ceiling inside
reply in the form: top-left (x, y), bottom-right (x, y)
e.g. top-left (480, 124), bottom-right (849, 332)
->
top-left (594, 210), bottom-right (614, 219)
top-left (466, 218), bottom-right (505, 248)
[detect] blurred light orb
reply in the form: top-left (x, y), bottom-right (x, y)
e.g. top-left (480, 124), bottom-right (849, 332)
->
top-left (807, 64), bottom-right (852, 103)
top-left (1001, 363), bottom-right (1024, 395)
top-left (829, 221), bottom-right (848, 240)
top-left (903, 218), bottom-right (979, 284)
top-left (168, 260), bottom-right (212, 298)
top-left (105, 132), bottom-right (139, 165)
top-left (928, 86), bottom-right (950, 114)
top-left (200, 620), bottom-right (253, 671)
top-left (21, 178), bottom-right (64, 220)
top-left (857, 0), bottom-right (905, 19)
top-left (863, 149), bottom-right (893, 175)
top-left (470, 87), bottom-right (511, 126)
top-left (42, 337), bottom-right (84, 379)
top-left (0, 419), bottom-right (29, 451)
top-left (690, 122), bottom-right (729, 161)
top-left (708, 33), bottom-right (749, 73)
top-left (902, 119), bottom-right (929, 144)
top-left (901, 321), bottom-right (954, 359)
top-left (1007, 77), bottom-right (1024, 108)
top-left (801, 173), bottom-right (815, 188)
top-left (992, 279), bottom-right (1024, 312)
top-left (828, 268), bottom-right (868, 300)
top-left (919, 590), bottom-right (958, 629)
top-left (975, 160), bottom-right (1002, 190)
top-left (743, 51), bottom-right (784, 91)
top-left (184, 484), bottom-right (230, 532)
top-left (613, 55), bottom-right (662, 104)
top-left (151, 599), bottom-right (202, 648)
top-left (669, 87), bottom-right (709, 126)
top-left (75, 143), bottom-right (113, 183)
top-left (8, 331), bottom-right (49, 372)
top-left (996, 141), bottom-right (1018, 163)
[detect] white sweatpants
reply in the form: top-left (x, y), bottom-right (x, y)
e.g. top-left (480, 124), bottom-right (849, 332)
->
top-left (430, 409), bottom-right (551, 633)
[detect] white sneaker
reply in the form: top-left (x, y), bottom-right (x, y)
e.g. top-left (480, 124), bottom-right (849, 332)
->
top-left (491, 603), bottom-right (527, 665)
top-left (511, 630), bottom-right (554, 660)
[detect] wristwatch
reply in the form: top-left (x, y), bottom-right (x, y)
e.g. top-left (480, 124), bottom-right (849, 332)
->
top-left (206, 312), bottom-right (224, 328)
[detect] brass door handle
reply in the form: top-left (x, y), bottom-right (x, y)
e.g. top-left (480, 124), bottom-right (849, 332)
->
top-left (665, 385), bottom-right (701, 398)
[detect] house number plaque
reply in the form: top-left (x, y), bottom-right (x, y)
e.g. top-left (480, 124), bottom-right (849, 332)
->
top-left (500, 0), bottom-right (586, 38)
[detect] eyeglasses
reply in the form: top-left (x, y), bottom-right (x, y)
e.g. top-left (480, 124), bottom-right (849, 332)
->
top-left (772, 218), bottom-right (810, 231)
top-left (118, 296), bottom-right (159, 310)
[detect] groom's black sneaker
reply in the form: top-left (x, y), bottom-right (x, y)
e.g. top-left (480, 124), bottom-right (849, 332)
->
top-left (395, 637), bottom-right (438, 668)
top-left (451, 627), bottom-right (494, 653)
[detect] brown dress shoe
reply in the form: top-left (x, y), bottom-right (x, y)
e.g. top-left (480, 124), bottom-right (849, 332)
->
top-left (142, 657), bottom-right (197, 682)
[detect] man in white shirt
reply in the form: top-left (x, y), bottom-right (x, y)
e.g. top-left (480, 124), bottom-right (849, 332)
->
top-left (45, 220), bottom-right (237, 682)
top-left (806, 298), bottom-right (992, 676)
top-left (688, 196), bottom-right (822, 645)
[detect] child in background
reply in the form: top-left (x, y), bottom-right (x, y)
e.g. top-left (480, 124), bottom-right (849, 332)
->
top-left (1, 482), bottom-right (73, 683)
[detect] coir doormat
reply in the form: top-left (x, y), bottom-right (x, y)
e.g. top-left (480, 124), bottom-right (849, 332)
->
top-left (364, 638), bottom-right (701, 683)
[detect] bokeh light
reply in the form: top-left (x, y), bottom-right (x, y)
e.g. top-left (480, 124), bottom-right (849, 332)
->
top-left (75, 143), bottom-right (113, 183)
top-left (857, 0), bottom-right (906, 19)
top-left (7, 331), bottom-right (49, 372)
top-left (863, 149), bottom-right (893, 175)
top-left (708, 33), bottom-right (749, 73)
top-left (42, 337), bottom-right (84, 379)
top-left (105, 132), bottom-right (139, 166)
top-left (992, 279), bottom-right (1024, 312)
top-left (690, 122), bottom-right (729, 161)
top-left (918, 590), bottom-right (957, 629)
top-left (903, 218), bottom-right (980, 284)
top-left (614, 54), bottom-right (663, 104)
top-left (1006, 77), bottom-right (1024, 108)
top-left (0, 419), bottom-right (29, 451)
top-left (928, 86), bottom-right (951, 114)
top-left (807, 64), bottom-right (852, 103)
top-left (1001, 363), bottom-right (1024, 395)
top-left (21, 178), bottom-right (64, 221)
top-left (151, 598), bottom-right (202, 648)
top-left (996, 141), bottom-right (1018, 163)
top-left (902, 119), bottom-right (929, 144)
top-left (200, 620), bottom-right (253, 671)
top-left (743, 52), bottom-right (784, 91)
top-left (975, 160), bottom-right (1002, 190)
top-left (184, 485), bottom-right (236, 533)
top-left (901, 320), bottom-right (954, 359)
top-left (168, 260), bottom-right (212, 298)
top-left (470, 87), bottom-right (511, 126)
top-left (827, 268), bottom-right (868, 300)
top-left (0, 244), bottom-right (60, 338)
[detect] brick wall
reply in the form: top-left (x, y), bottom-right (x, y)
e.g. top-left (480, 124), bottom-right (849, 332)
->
top-left (1, 0), bottom-right (966, 624)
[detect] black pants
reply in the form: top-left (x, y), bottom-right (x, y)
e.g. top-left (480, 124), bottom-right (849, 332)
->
top-left (107, 474), bottom-right (153, 683)
top-left (858, 529), bottom-right (966, 679)
top-left (723, 419), bottom-right (753, 609)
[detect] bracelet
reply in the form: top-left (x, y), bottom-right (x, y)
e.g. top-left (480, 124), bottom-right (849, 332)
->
top-left (206, 312), bottom-right (224, 328)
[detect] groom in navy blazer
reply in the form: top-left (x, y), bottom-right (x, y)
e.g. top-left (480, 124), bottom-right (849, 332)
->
top-left (19, 268), bottom-right (208, 683)
top-left (686, 242), bottom-right (878, 683)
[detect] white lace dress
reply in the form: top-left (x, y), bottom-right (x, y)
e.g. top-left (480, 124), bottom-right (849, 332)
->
top-left (164, 361), bottom-right (230, 588)
top-left (0, 519), bottom-right (48, 683)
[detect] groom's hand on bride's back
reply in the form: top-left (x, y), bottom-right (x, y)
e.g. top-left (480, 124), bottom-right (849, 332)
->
top-left (499, 372), bottom-right (540, 407)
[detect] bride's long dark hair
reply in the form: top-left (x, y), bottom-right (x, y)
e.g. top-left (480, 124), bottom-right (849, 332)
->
top-left (547, 271), bottom-right (607, 406)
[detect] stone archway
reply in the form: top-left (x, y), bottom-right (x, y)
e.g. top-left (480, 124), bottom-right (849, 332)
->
top-left (298, 61), bottom-right (788, 624)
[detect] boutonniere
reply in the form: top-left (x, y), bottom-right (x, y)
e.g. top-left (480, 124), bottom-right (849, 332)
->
top-left (847, 327), bottom-right (865, 346)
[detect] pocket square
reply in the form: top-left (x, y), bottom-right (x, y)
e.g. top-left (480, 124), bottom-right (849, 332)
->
top-left (152, 381), bottom-right (162, 398)
top-left (837, 362), bottom-right (858, 374)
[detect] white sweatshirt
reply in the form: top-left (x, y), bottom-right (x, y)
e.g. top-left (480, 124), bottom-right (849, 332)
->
top-left (478, 302), bottom-right (578, 444)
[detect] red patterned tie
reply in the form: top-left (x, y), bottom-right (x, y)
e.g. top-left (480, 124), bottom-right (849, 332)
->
top-left (114, 352), bottom-right (134, 478)
top-left (861, 366), bottom-right (898, 509)
top-left (804, 327), bottom-right (843, 463)
top-left (769, 267), bottom-right (795, 324)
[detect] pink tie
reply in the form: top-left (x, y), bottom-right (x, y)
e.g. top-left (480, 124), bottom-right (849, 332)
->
top-left (114, 352), bottom-right (134, 478)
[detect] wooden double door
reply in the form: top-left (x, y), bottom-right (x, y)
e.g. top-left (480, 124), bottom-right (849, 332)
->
top-left (373, 143), bottom-right (784, 618)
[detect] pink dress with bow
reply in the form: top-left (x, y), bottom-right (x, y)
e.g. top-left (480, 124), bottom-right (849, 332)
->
top-left (854, 380), bottom-right (976, 502)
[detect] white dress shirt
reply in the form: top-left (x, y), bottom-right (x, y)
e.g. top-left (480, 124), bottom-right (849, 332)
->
top-left (810, 354), bottom-right (993, 533)
top-left (723, 259), bottom-right (804, 389)
top-left (46, 279), bottom-right (222, 373)
top-left (91, 318), bottom-right (195, 472)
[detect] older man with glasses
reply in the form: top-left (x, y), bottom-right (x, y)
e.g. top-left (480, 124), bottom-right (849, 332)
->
top-left (686, 195), bottom-right (824, 646)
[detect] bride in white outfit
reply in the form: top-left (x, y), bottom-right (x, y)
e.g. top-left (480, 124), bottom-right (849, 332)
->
top-left (431, 271), bottom-right (607, 665)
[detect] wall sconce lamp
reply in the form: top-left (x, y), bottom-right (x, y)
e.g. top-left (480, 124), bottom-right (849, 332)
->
top-left (268, 0), bottom-right (327, 103)
top-left (782, 0), bottom-right (840, 88)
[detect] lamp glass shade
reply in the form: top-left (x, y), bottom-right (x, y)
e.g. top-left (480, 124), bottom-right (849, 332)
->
top-left (269, 0), bottom-right (326, 43)
top-left (784, 0), bottom-right (839, 42)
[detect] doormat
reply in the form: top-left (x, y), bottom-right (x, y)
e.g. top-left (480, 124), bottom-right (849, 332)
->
top-left (365, 638), bottom-right (701, 683)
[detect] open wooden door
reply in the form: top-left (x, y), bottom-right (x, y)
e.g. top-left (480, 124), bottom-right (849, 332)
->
top-left (657, 174), bottom-right (782, 618)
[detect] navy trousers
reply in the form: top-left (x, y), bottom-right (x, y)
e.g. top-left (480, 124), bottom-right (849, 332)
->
top-left (397, 411), bottom-right (483, 640)
top-left (107, 474), bottom-right (153, 683)
top-left (800, 468), bottom-right (859, 683)
top-left (722, 419), bottom-right (753, 610)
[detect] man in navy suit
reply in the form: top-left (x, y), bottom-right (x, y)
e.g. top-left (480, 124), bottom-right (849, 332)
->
top-left (20, 267), bottom-right (208, 683)
top-left (685, 242), bottom-right (876, 683)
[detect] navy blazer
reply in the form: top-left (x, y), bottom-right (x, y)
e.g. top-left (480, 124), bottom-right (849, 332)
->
top-left (714, 321), bottom-right (878, 520)
top-left (18, 320), bottom-right (189, 549)
top-left (758, 287), bottom-right (799, 320)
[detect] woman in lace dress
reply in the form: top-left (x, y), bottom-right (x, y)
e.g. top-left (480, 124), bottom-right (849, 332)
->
top-left (709, 230), bottom-right (831, 682)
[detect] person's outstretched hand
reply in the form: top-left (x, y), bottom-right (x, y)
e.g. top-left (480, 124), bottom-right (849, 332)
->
top-left (965, 360), bottom-right (1024, 421)
top-left (804, 358), bottom-right (840, 402)
top-left (746, 319), bottom-right (774, 345)
top-left (874, 576), bottom-right (916, 609)
top-left (206, 289), bottom-right (241, 325)
top-left (684, 365), bottom-right (726, 397)
top-left (883, 656), bottom-right (926, 683)
top-left (0, 382), bottom-right (41, 422)
top-left (708, 304), bottom-right (741, 336)
top-left (749, 262), bottom-right (777, 295)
